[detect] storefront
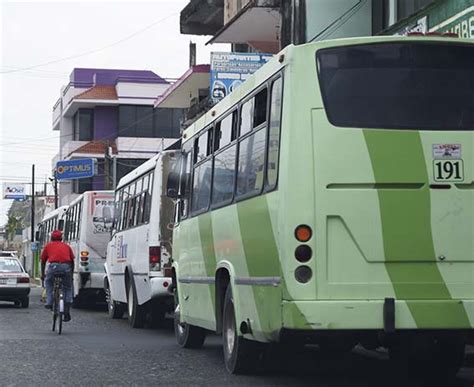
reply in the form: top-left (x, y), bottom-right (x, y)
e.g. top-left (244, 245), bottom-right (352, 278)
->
top-left (384, 0), bottom-right (473, 38)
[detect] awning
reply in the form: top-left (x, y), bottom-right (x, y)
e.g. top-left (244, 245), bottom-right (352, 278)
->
top-left (208, 3), bottom-right (280, 53)
top-left (154, 65), bottom-right (210, 109)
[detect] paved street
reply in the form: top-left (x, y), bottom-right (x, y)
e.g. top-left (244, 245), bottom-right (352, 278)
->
top-left (0, 287), bottom-right (473, 386)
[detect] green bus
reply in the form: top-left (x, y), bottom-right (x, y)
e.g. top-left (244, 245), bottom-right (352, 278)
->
top-left (169, 35), bottom-right (474, 375)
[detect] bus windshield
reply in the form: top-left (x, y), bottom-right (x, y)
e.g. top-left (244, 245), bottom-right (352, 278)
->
top-left (317, 42), bottom-right (474, 131)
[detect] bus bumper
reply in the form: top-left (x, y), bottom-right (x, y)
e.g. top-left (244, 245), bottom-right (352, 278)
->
top-left (150, 277), bottom-right (172, 299)
top-left (282, 299), bottom-right (474, 330)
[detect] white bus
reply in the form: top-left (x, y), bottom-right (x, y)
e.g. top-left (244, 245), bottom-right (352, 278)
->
top-left (63, 191), bottom-right (114, 307)
top-left (36, 206), bottom-right (68, 247)
top-left (105, 151), bottom-right (177, 328)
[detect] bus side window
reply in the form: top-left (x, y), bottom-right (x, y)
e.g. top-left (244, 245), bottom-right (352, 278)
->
top-left (267, 77), bottom-right (283, 189)
top-left (77, 202), bottom-right (82, 238)
top-left (212, 111), bottom-right (237, 206)
top-left (179, 143), bottom-right (193, 219)
top-left (236, 86), bottom-right (268, 198)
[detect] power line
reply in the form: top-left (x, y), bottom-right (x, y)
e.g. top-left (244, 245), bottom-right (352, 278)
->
top-left (1, 12), bottom-right (178, 74)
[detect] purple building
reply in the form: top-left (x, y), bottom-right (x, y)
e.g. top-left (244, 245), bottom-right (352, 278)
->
top-left (51, 68), bottom-right (184, 205)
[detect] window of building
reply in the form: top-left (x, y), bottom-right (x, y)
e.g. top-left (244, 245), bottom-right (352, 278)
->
top-left (267, 77), bottom-right (283, 189)
top-left (73, 177), bottom-right (93, 194)
top-left (118, 105), bottom-right (154, 137)
top-left (73, 109), bottom-right (94, 141)
top-left (154, 108), bottom-right (184, 138)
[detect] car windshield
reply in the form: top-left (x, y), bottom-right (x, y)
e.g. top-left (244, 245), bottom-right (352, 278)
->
top-left (0, 259), bottom-right (22, 273)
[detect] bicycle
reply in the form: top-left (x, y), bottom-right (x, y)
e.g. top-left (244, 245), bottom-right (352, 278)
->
top-left (51, 273), bottom-right (66, 335)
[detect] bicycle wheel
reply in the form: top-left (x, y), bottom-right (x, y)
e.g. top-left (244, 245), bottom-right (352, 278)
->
top-left (52, 312), bottom-right (57, 332)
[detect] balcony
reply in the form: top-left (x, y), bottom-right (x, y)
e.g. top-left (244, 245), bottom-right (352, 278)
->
top-left (52, 98), bottom-right (62, 131)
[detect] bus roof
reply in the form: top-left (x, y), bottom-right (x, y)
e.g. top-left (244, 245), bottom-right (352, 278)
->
top-left (41, 205), bottom-right (68, 222)
top-left (182, 35), bottom-right (472, 143)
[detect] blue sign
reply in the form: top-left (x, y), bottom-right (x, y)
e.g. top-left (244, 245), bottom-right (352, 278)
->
top-left (3, 183), bottom-right (27, 201)
top-left (31, 242), bottom-right (38, 252)
top-left (56, 158), bottom-right (95, 180)
top-left (210, 52), bottom-right (273, 103)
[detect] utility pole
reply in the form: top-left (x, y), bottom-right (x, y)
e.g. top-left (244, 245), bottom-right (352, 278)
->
top-left (104, 141), bottom-right (110, 190)
top-left (31, 164), bottom-right (35, 243)
top-left (54, 172), bottom-right (58, 209)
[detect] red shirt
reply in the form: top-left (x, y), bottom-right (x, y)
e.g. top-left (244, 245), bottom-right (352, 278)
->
top-left (40, 241), bottom-right (75, 265)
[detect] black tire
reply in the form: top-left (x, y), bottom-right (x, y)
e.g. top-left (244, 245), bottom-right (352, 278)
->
top-left (174, 303), bottom-right (206, 348)
top-left (105, 280), bottom-right (125, 319)
top-left (222, 286), bottom-right (263, 374)
top-left (127, 275), bottom-right (146, 328)
top-left (389, 332), bottom-right (465, 379)
top-left (20, 297), bottom-right (29, 308)
top-left (149, 304), bottom-right (166, 328)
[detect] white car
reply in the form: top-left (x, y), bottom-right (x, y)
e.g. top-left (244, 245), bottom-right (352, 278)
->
top-left (0, 255), bottom-right (30, 308)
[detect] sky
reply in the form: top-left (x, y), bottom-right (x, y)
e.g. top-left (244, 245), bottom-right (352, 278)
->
top-left (0, 0), bottom-right (228, 194)
top-left (0, 0), bottom-right (229, 226)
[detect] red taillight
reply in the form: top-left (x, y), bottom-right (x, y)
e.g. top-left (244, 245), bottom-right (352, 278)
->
top-left (149, 246), bottom-right (161, 265)
top-left (17, 277), bottom-right (29, 284)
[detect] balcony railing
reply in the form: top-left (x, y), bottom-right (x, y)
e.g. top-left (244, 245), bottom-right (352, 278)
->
top-left (52, 98), bottom-right (62, 129)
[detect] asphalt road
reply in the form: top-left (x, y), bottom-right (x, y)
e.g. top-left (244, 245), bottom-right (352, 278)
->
top-left (1, 287), bottom-right (474, 386)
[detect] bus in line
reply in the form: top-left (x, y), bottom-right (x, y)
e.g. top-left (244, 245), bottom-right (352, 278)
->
top-left (36, 206), bottom-right (68, 247)
top-left (105, 151), bottom-right (178, 328)
top-left (169, 35), bottom-right (474, 375)
top-left (63, 191), bottom-right (114, 307)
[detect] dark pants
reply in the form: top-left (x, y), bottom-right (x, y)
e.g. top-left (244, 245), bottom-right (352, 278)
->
top-left (45, 263), bottom-right (73, 306)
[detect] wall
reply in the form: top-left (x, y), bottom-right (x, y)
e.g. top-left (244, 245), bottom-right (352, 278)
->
top-left (70, 68), bottom-right (166, 86)
top-left (305, 0), bottom-right (373, 41)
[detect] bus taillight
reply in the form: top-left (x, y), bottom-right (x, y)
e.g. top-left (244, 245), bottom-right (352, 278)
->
top-left (149, 246), bottom-right (161, 270)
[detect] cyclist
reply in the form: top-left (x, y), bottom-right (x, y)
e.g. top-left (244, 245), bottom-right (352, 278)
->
top-left (40, 230), bottom-right (74, 322)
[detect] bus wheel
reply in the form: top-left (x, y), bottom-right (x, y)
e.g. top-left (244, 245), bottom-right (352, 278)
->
top-left (126, 276), bottom-right (146, 328)
top-left (389, 332), bottom-right (465, 379)
top-left (105, 280), bottom-right (124, 319)
top-left (174, 303), bottom-right (206, 348)
top-left (222, 286), bottom-right (262, 374)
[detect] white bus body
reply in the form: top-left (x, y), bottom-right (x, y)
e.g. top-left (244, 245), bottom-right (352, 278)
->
top-left (64, 191), bottom-right (114, 305)
top-left (105, 151), bottom-right (177, 327)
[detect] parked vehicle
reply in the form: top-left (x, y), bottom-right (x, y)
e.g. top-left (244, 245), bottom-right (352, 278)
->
top-left (0, 256), bottom-right (30, 307)
top-left (63, 191), bottom-right (114, 306)
top-left (105, 151), bottom-right (177, 327)
top-left (169, 35), bottom-right (474, 376)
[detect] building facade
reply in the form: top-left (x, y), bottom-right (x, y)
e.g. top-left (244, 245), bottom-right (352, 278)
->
top-left (52, 68), bottom-right (184, 205)
top-left (180, 0), bottom-right (472, 53)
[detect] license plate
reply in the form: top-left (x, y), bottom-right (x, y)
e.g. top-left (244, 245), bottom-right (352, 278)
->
top-left (0, 278), bottom-right (15, 285)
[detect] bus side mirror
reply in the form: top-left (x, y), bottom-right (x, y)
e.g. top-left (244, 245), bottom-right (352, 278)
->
top-left (166, 172), bottom-right (180, 199)
top-left (167, 188), bottom-right (179, 199)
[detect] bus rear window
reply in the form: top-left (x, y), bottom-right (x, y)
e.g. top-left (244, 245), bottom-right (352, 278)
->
top-left (317, 43), bottom-right (474, 131)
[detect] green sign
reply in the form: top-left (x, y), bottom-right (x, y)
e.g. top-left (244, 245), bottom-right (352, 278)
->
top-left (430, 5), bottom-right (474, 38)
